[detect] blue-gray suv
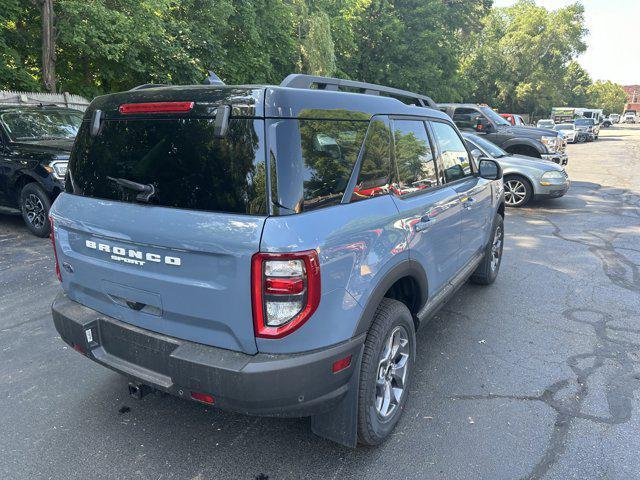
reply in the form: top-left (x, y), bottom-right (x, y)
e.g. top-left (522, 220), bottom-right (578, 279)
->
top-left (50, 75), bottom-right (505, 447)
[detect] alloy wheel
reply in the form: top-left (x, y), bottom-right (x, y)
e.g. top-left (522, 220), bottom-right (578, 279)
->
top-left (24, 194), bottom-right (46, 229)
top-left (375, 325), bottom-right (410, 419)
top-left (504, 179), bottom-right (528, 207)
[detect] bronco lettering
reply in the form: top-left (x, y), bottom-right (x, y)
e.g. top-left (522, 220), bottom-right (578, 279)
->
top-left (85, 240), bottom-right (181, 266)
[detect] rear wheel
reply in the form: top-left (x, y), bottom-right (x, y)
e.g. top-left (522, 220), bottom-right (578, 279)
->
top-left (470, 214), bottom-right (504, 285)
top-left (503, 175), bottom-right (532, 208)
top-left (20, 183), bottom-right (51, 237)
top-left (358, 298), bottom-right (415, 446)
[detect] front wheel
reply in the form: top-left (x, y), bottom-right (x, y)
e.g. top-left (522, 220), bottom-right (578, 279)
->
top-left (358, 298), bottom-right (416, 446)
top-left (503, 175), bottom-right (532, 208)
top-left (20, 183), bottom-right (52, 237)
top-left (470, 214), bottom-right (504, 285)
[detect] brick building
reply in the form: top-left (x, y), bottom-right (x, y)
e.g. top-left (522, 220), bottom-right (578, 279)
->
top-left (623, 85), bottom-right (640, 113)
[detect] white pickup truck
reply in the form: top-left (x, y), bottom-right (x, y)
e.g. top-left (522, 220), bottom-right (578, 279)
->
top-left (623, 112), bottom-right (637, 124)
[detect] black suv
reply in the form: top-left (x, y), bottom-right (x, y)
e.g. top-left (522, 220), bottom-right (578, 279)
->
top-left (0, 106), bottom-right (83, 236)
top-left (438, 103), bottom-right (568, 166)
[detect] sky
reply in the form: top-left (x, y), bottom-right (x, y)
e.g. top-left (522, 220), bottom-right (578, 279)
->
top-left (492, 0), bottom-right (640, 86)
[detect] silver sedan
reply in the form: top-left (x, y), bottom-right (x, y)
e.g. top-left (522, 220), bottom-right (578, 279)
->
top-left (463, 133), bottom-right (570, 207)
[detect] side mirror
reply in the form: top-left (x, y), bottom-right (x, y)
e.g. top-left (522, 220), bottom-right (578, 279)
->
top-left (478, 157), bottom-right (502, 180)
top-left (474, 117), bottom-right (493, 133)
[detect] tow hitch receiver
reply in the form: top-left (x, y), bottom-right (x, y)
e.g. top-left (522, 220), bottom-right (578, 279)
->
top-left (128, 382), bottom-right (152, 400)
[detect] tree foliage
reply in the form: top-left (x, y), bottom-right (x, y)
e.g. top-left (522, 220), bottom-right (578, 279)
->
top-left (302, 10), bottom-right (336, 77)
top-left (459, 0), bottom-right (588, 117)
top-left (0, 0), bottom-right (623, 116)
top-left (587, 81), bottom-right (628, 115)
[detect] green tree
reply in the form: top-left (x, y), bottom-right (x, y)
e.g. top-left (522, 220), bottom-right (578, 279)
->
top-left (588, 81), bottom-right (628, 115)
top-left (0, 0), bottom-right (40, 90)
top-left (340, 0), bottom-right (490, 101)
top-left (561, 61), bottom-right (592, 107)
top-left (301, 10), bottom-right (336, 76)
top-left (459, 0), bottom-right (588, 117)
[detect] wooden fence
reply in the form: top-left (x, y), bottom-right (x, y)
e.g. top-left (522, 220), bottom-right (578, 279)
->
top-left (0, 91), bottom-right (90, 111)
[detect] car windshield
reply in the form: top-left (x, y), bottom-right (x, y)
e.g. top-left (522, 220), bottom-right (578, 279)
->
top-left (556, 124), bottom-right (574, 130)
top-left (575, 118), bottom-right (595, 126)
top-left (479, 106), bottom-right (511, 126)
top-left (464, 133), bottom-right (507, 158)
top-left (538, 120), bottom-right (554, 127)
top-left (0, 109), bottom-right (83, 141)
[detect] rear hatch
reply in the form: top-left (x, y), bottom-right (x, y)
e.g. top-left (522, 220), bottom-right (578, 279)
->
top-left (50, 86), bottom-right (267, 354)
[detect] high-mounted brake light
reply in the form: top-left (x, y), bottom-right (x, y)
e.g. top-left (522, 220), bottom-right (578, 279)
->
top-left (118, 101), bottom-right (194, 114)
top-left (251, 250), bottom-right (321, 339)
top-left (49, 217), bottom-right (61, 282)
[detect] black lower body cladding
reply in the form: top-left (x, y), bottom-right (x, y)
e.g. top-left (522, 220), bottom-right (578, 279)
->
top-left (52, 292), bottom-right (364, 417)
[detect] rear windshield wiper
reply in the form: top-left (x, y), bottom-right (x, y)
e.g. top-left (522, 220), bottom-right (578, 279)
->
top-left (107, 176), bottom-right (156, 203)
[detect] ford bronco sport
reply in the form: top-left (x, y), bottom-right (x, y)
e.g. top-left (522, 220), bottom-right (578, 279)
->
top-left (50, 75), bottom-right (505, 447)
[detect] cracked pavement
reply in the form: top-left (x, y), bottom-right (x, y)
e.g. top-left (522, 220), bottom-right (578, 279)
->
top-left (1, 125), bottom-right (639, 479)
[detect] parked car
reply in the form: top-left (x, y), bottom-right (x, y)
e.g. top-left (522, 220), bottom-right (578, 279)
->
top-left (623, 112), bottom-right (637, 124)
top-left (463, 133), bottom-right (570, 208)
top-left (574, 117), bottom-right (599, 140)
top-left (500, 113), bottom-right (527, 126)
top-left (609, 114), bottom-right (621, 124)
top-left (601, 116), bottom-right (614, 128)
top-left (554, 123), bottom-right (584, 143)
top-left (49, 74), bottom-right (505, 447)
top-left (0, 105), bottom-right (82, 236)
top-left (437, 103), bottom-right (568, 165)
top-left (537, 119), bottom-right (555, 129)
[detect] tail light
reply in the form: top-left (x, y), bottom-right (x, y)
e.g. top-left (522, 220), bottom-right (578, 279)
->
top-left (251, 250), bottom-right (321, 339)
top-left (49, 216), bottom-right (61, 282)
top-left (118, 101), bottom-right (194, 114)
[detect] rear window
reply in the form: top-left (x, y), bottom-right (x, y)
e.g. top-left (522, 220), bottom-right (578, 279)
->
top-left (68, 118), bottom-right (267, 215)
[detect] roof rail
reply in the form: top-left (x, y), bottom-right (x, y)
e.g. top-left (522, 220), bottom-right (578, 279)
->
top-left (280, 74), bottom-right (436, 109)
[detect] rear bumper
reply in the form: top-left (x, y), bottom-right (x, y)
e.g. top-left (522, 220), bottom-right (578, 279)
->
top-left (52, 292), bottom-right (364, 417)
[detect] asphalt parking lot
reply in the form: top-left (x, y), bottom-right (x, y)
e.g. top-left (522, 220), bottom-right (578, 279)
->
top-left (1, 125), bottom-right (639, 480)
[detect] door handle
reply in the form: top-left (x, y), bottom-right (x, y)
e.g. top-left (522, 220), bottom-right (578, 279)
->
top-left (414, 215), bottom-right (434, 232)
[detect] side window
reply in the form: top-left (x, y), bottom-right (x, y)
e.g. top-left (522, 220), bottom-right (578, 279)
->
top-left (392, 120), bottom-right (438, 196)
top-left (352, 118), bottom-right (392, 202)
top-left (452, 107), bottom-right (483, 130)
top-left (299, 119), bottom-right (369, 211)
top-left (430, 121), bottom-right (472, 183)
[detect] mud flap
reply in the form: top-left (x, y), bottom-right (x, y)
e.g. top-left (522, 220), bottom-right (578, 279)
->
top-left (310, 347), bottom-right (363, 448)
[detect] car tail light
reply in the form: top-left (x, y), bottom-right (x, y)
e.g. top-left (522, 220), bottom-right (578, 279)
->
top-left (118, 101), bottom-right (194, 114)
top-left (49, 216), bottom-right (61, 282)
top-left (251, 250), bottom-right (321, 339)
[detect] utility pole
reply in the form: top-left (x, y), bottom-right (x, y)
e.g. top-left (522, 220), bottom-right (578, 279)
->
top-left (41, 0), bottom-right (56, 92)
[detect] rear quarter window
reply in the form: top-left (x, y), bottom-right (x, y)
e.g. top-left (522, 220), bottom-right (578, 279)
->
top-left (269, 113), bottom-right (369, 214)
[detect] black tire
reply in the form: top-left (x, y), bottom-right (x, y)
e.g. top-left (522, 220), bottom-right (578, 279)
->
top-left (503, 174), bottom-right (532, 208)
top-left (357, 298), bottom-right (416, 446)
top-left (470, 214), bottom-right (504, 285)
top-left (19, 183), bottom-right (52, 237)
